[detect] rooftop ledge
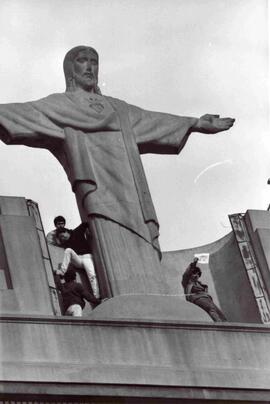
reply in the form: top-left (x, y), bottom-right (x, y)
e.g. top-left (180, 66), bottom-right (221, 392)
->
top-left (0, 313), bottom-right (269, 333)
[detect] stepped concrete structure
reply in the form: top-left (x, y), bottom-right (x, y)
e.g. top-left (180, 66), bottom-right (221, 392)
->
top-left (0, 196), bottom-right (270, 402)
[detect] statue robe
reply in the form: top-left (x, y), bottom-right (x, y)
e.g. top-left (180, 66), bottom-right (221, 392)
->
top-left (0, 91), bottom-right (196, 295)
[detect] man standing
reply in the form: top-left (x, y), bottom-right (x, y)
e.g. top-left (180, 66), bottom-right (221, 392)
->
top-left (0, 45), bottom-right (235, 297)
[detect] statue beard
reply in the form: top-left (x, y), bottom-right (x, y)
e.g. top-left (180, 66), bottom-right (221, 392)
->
top-left (66, 72), bottom-right (101, 94)
top-left (67, 74), bottom-right (98, 92)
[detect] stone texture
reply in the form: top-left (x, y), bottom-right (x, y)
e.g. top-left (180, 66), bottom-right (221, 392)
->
top-left (0, 315), bottom-right (270, 399)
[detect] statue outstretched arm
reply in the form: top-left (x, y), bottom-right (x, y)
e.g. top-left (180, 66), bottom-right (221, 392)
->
top-left (0, 99), bottom-right (64, 148)
top-left (127, 104), bottom-right (235, 154)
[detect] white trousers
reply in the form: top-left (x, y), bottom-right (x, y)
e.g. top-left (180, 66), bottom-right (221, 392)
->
top-left (65, 304), bottom-right (82, 317)
top-left (61, 248), bottom-right (100, 298)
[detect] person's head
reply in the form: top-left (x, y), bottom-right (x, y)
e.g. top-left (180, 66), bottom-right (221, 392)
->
top-left (191, 267), bottom-right (202, 281)
top-left (64, 268), bottom-right (77, 283)
top-left (63, 46), bottom-right (100, 93)
top-left (54, 215), bottom-right (66, 229)
top-left (57, 227), bottom-right (71, 243)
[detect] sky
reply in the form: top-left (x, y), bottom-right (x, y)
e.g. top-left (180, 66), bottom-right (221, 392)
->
top-left (0, 0), bottom-right (269, 251)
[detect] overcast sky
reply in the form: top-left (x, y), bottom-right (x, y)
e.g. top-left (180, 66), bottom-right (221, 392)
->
top-left (0, 0), bottom-right (269, 251)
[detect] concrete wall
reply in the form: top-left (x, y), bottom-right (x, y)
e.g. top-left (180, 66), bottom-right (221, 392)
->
top-left (245, 210), bottom-right (270, 294)
top-left (0, 315), bottom-right (270, 401)
top-left (0, 216), bottom-right (53, 314)
top-left (0, 196), bottom-right (56, 316)
top-left (254, 228), bottom-right (270, 291)
top-left (210, 233), bottom-right (260, 323)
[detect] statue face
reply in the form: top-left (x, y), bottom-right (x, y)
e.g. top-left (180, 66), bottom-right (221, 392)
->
top-left (72, 49), bottom-right (98, 92)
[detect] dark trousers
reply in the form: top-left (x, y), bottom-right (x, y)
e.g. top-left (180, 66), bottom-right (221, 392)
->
top-left (193, 296), bottom-right (227, 322)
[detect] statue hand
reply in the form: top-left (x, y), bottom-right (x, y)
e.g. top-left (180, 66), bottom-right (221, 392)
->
top-left (194, 114), bottom-right (235, 134)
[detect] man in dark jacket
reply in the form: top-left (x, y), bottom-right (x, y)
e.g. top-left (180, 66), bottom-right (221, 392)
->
top-left (55, 223), bottom-right (100, 298)
top-left (182, 257), bottom-right (227, 322)
top-left (62, 222), bottom-right (91, 255)
top-left (57, 269), bottom-right (101, 316)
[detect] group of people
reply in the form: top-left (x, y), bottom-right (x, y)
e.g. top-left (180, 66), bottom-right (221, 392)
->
top-left (47, 215), bottom-right (101, 317)
top-left (47, 216), bottom-right (227, 322)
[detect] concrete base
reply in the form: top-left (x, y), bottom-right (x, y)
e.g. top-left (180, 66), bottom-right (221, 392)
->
top-left (0, 315), bottom-right (270, 402)
top-left (1, 381), bottom-right (270, 403)
top-left (88, 294), bottom-right (210, 321)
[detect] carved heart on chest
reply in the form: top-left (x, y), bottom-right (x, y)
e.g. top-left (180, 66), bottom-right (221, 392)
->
top-left (88, 102), bottom-right (104, 113)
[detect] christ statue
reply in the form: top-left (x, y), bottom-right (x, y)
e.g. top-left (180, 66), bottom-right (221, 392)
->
top-left (0, 46), bottom-right (234, 297)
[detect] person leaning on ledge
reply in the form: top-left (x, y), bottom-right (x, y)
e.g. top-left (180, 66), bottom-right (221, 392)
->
top-left (182, 257), bottom-right (227, 322)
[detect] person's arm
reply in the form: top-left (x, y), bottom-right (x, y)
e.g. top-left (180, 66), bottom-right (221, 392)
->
top-left (80, 285), bottom-right (101, 306)
top-left (128, 104), bottom-right (234, 155)
top-left (73, 222), bottom-right (88, 232)
top-left (200, 282), bottom-right (208, 293)
top-left (46, 231), bottom-right (55, 245)
top-left (46, 230), bottom-right (59, 246)
top-left (185, 281), bottom-right (194, 302)
top-left (182, 258), bottom-right (199, 287)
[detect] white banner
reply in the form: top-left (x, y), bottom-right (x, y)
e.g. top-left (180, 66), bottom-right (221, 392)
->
top-left (194, 253), bottom-right (209, 264)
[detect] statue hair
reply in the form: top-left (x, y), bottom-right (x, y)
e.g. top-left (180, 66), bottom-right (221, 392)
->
top-left (63, 45), bottom-right (101, 94)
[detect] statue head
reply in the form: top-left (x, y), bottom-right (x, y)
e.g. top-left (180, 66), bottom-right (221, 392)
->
top-left (63, 46), bottom-right (101, 93)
